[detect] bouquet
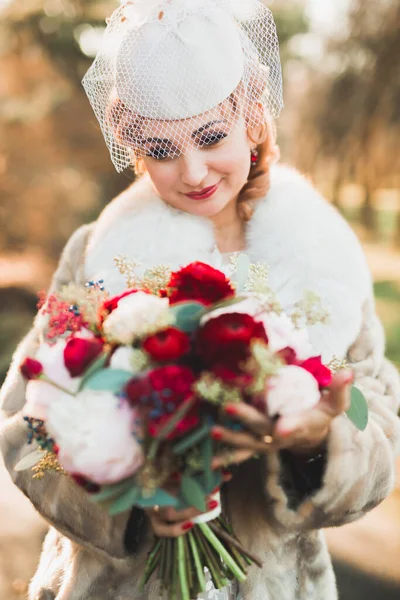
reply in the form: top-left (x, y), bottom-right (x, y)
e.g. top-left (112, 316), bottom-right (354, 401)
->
top-left (17, 256), bottom-right (368, 599)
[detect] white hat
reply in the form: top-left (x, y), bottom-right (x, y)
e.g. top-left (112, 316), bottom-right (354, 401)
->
top-left (82, 0), bottom-right (283, 172)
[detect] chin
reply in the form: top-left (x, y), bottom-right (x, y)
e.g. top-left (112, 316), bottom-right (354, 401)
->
top-left (181, 199), bottom-right (230, 218)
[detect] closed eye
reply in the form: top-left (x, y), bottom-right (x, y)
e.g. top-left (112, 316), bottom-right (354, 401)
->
top-left (198, 131), bottom-right (228, 147)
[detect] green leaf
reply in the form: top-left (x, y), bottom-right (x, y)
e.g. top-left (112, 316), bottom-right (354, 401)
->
top-left (173, 423), bottom-right (211, 455)
top-left (170, 302), bottom-right (206, 333)
top-left (89, 479), bottom-right (133, 504)
top-left (181, 475), bottom-right (207, 512)
top-left (79, 352), bottom-right (109, 390)
top-left (346, 386), bottom-right (369, 431)
top-left (201, 435), bottom-right (213, 491)
top-left (136, 489), bottom-right (179, 508)
top-left (235, 253), bottom-right (251, 293)
top-left (83, 368), bottom-right (132, 392)
top-left (14, 448), bottom-right (43, 472)
top-left (206, 296), bottom-right (247, 312)
top-left (155, 396), bottom-right (195, 440)
top-left (108, 485), bottom-right (141, 516)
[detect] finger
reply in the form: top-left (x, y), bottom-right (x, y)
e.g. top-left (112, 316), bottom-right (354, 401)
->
top-left (223, 402), bottom-right (273, 436)
top-left (320, 370), bottom-right (353, 416)
top-left (149, 513), bottom-right (194, 538)
top-left (211, 426), bottom-right (274, 452)
top-left (157, 504), bottom-right (203, 523)
top-left (211, 448), bottom-right (256, 470)
top-left (273, 409), bottom-right (330, 450)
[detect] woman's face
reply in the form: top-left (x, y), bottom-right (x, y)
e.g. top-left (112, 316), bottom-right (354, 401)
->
top-left (137, 107), bottom-right (253, 219)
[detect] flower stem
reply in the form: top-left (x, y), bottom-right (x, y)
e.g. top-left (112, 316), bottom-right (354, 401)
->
top-left (193, 526), bottom-right (226, 589)
top-left (177, 536), bottom-right (190, 600)
top-left (139, 539), bottom-right (162, 591)
top-left (209, 522), bottom-right (262, 568)
top-left (188, 531), bottom-right (206, 594)
top-left (197, 523), bottom-right (247, 582)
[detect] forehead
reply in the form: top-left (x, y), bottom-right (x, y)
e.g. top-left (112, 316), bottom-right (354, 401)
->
top-left (139, 99), bottom-right (233, 143)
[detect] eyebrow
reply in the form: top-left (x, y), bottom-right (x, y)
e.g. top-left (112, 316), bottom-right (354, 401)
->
top-left (140, 120), bottom-right (227, 146)
top-left (191, 120), bottom-right (226, 137)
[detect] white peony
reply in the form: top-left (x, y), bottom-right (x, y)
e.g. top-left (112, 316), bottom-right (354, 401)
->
top-left (24, 380), bottom-right (72, 421)
top-left (102, 291), bottom-right (172, 345)
top-left (110, 346), bottom-right (137, 372)
top-left (260, 312), bottom-right (314, 361)
top-left (36, 339), bottom-right (82, 393)
top-left (46, 390), bottom-right (144, 484)
top-left (266, 365), bottom-right (321, 417)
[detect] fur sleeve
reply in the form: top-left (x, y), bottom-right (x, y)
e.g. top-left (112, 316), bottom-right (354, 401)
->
top-left (264, 298), bottom-right (400, 531)
top-left (0, 224), bottom-right (144, 559)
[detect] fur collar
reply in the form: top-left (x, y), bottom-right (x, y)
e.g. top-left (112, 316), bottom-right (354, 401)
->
top-left (85, 164), bottom-right (373, 361)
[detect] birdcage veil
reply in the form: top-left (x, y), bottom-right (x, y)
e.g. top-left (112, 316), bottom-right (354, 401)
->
top-left (82, 0), bottom-right (283, 172)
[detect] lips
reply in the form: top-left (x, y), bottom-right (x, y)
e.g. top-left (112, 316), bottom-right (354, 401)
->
top-left (185, 182), bottom-right (220, 200)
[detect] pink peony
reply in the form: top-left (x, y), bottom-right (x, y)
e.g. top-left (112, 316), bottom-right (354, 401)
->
top-left (266, 365), bottom-right (321, 417)
top-left (46, 390), bottom-right (144, 485)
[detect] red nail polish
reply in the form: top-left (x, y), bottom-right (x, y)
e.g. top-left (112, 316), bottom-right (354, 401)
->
top-left (207, 499), bottom-right (219, 511)
top-left (211, 430), bottom-right (223, 440)
top-left (225, 406), bottom-right (238, 416)
top-left (182, 521), bottom-right (194, 531)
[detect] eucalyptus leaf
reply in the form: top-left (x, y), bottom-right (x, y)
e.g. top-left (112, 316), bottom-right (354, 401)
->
top-left (206, 296), bottom-right (247, 312)
top-left (234, 253), bottom-right (251, 293)
top-left (136, 489), bottom-right (179, 509)
top-left (170, 302), bottom-right (206, 333)
top-left (108, 485), bottom-right (141, 516)
top-left (79, 352), bottom-right (109, 390)
top-left (173, 423), bottom-right (210, 455)
top-left (201, 436), bottom-right (213, 491)
top-left (14, 448), bottom-right (43, 472)
top-left (181, 475), bottom-right (207, 512)
top-left (155, 397), bottom-right (195, 440)
top-left (346, 386), bottom-right (369, 431)
top-left (83, 368), bottom-right (133, 392)
top-left (90, 479), bottom-right (133, 504)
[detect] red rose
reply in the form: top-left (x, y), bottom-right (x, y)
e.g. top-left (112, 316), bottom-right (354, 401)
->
top-left (20, 358), bottom-right (43, 380)
top-left (301, 356), bottom-right (332, 388)
top-left (168, 262), bottom-right (234, 306)
top-left (148, 366), bottom-right (198, 440)
top-left (212, 365), bottom-right (252, 390)
top-left (125, 376), bottom-right (153, 407)
top-left (98, 288), bottom-right (139, 323)
top-left (64, 337), bottom-right (104, 377)
top-left (198, 313), bottom-right (268, 368)
top-left (143, 327), bottom-right (190, 362)
top-left (277, 347), bottom-right (297, 365)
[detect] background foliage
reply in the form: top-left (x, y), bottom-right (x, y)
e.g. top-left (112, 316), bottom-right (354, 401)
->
top-left (0, 0), bottom-right (399, 378)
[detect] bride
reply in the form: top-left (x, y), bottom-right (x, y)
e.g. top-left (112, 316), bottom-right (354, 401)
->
top-left (1, 1), bottom-right (399, 599)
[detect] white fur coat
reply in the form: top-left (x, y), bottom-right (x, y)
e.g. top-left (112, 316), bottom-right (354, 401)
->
top-left (1, 164), bottom-right (399, 600)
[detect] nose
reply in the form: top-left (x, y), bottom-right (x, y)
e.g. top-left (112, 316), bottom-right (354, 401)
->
top-left (180, 150), bottom-right (208, 188)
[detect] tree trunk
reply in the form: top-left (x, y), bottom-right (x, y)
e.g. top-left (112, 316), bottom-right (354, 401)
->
top-left (361, 185), bottom-right (376, 236)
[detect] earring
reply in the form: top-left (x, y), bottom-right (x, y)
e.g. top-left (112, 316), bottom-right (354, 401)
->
top-left (250, 148), bottom-right (259, 166)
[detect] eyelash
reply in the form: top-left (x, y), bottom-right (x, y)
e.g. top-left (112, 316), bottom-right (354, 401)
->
top-left (146, 131), bottom-right (228, 161)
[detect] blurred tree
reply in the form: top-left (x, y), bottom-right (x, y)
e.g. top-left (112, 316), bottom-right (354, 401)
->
top-left (293, 0), bottom-right (400, 238)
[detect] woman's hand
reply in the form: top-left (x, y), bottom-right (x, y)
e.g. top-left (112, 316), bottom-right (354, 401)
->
top-left (211, 370), bottom-right (353, 467)
top-left (145, 492), bottom-right (222, 538)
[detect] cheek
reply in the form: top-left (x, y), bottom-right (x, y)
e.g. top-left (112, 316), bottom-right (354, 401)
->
top-left (144, 162), bottom-right (178, 197)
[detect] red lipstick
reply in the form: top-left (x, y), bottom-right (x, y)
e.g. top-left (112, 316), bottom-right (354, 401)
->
top-left (185, 182), bottom-right (220, 200)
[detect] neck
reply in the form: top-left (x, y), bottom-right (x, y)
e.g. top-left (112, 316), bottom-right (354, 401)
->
top-left (209, 197), bottom-right (246, 253)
